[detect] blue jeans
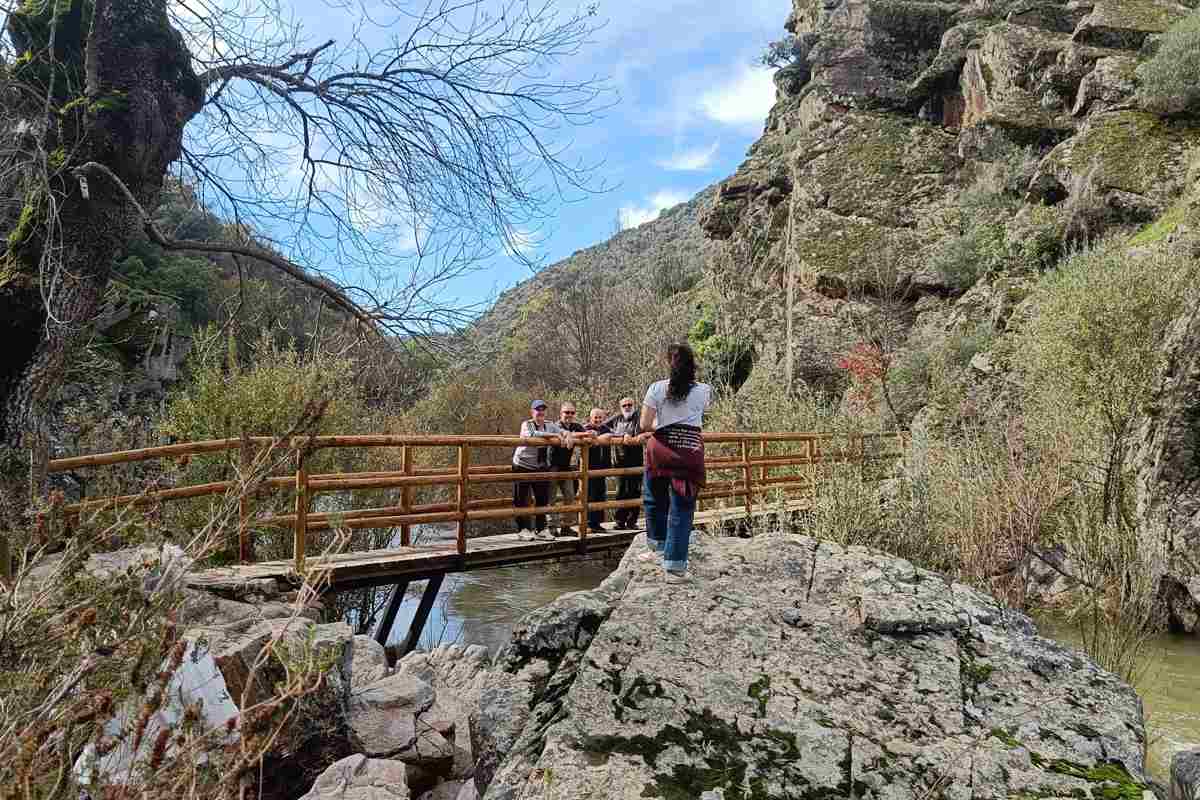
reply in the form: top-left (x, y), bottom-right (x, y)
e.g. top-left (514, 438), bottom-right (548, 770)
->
top-left (642, 474), bottom-right (696, 572)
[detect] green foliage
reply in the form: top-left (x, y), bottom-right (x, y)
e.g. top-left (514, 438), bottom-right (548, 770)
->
top-left (159, 329), bottom-right (380, 560)
top-left (115, 248), bottom-right (220, 326)
top-left (1017, 242), bottom-right (1194, 445)
top-left (930, 149), bottom-right (1062, 291)
top-left (931, 221), bottom-right (1008, 291)
top-left (161, 328), bottom-right (368, 450)
top-left (1136, 9), bottom-right (1200, 114)
top-left (688, 303), bottom-right (753, 391)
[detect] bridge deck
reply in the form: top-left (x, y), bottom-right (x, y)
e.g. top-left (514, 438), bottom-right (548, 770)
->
top-left (186, 500), bottom-right (812, 592)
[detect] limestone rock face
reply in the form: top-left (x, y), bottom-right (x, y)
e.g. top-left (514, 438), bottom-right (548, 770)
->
top-left (1136, 296), bottom-right (1200, 633)
top-left (478, 533), bottom-right (1151, 799)
top-left (300, 754), bottom-right (410, 800)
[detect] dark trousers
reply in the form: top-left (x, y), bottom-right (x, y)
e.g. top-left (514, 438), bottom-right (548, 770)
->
top-left (513, 464), bottom-right (549, 531)
top-left (587, 477), bottom-right (608, 528)
top-left (615, 474), bottom-right (641, 528)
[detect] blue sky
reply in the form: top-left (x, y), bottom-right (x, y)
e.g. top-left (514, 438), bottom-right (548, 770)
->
top-left (181, 0), bottom-right (786, 317)
top-left (458, 0), bottom-right (785, 304)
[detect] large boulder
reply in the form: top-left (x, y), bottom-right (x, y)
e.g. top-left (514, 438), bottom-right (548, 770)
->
top-left (476, 533), bottom-right (1152, 799)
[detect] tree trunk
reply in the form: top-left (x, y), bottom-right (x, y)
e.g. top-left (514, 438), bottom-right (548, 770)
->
top-left (0, 0), bottom-right (202, 451)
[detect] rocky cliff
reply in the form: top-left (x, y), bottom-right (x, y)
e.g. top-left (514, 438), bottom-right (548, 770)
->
top-left (702, 0), bottom-right (1199, 394)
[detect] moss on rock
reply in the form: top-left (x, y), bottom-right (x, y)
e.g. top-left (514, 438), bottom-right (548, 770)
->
top-left (1042, 110), bottom-right (1200, 199)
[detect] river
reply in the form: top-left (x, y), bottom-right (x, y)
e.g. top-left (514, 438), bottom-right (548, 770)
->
top-left (373, 535), bottom-right (1200, 781)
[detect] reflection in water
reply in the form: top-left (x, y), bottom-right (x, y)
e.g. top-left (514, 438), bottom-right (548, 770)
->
top-left (380, 560), bottom-right (617, 656)
top-left (1036, 615), bottom-right (1200, 779)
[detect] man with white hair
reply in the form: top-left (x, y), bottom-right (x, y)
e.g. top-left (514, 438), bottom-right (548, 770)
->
top-left (604, 396), bottom-right (644, 529)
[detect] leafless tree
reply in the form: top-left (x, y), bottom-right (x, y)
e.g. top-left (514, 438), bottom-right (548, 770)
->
top-left (0, 0), bottom-right (610, 450)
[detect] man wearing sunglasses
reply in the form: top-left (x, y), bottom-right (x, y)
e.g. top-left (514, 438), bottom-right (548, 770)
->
top-left (603, 396), bottom-right (644, 530)
top-left (548, 402), bottom-right (586, 536)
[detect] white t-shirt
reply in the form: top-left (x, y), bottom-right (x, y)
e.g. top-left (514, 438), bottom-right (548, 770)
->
top-left (643, 380), bottom-right (712, 429)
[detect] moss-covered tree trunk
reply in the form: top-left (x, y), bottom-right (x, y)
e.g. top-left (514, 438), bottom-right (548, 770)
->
top-left (0, 0), bottom-right (202, 450)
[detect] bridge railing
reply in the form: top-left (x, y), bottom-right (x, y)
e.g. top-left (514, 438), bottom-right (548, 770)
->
top-left (45, 431), bottom-right (906, 572)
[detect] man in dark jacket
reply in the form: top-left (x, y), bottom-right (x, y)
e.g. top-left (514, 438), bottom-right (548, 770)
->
top-left (549, 402), bottom-right (586, 535)
top-left (604, 396), bottom-right (644, 529)
top-left (584, 408), bottom-right (614, 532)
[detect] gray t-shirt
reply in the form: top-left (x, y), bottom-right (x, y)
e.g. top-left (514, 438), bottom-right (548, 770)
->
top-left (512, 419), bottom-right (564, 469)
top-left (643, 380), bottom-right (713, 429)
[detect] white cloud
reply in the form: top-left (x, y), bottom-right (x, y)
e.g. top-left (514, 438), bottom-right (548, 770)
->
top-left (503, 226), bottom-right (539, 258)
top-left (699, 65), bottom-right (776, 129)
top-left (618, 190), bottom-right (692, 230)
top-left (656, 142), bottom-right (720, 171)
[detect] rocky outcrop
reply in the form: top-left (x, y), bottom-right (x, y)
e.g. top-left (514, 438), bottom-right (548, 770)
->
top-left (469, 533), bottom-right (1152, 799)
top-left (1136, 293), bottom-right (1200, 633)
top-left (702, 0), bottom-right (1199, 401)
top-left (1173, 749), bottom-right (1200, 800)
top-left (469, 572), bottom-right (630, 798)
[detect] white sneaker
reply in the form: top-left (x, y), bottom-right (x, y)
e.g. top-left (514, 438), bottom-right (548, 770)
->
top-left (534, 529), bottom-right (556, 541)
top-left (637, 550), bottom-right (661, 563)
top-left (664, 570), bottom-right (690, 584)
top-left (517, 529), bottom-right (534, 541)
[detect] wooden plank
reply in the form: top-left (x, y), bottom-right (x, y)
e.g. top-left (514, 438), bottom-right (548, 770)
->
top-left (467, 502), bottom-right (583, 521)
top-left (239, 434), bottom-right (253, 563)
top-left (64, 481), bottom-right (235, 513)
top-left (187, 499), bottom-right (820, 592)
top-left (578, 445), bottom-right (589, 541)
top-left (51, 432), bottom-right (901, 473)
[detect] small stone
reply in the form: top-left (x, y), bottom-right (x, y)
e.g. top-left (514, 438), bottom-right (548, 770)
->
top-left (299, 754), bottom-right (410, 800)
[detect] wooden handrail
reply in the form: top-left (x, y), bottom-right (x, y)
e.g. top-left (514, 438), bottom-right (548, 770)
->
top-left (47, 430), bottom-right (905, 571)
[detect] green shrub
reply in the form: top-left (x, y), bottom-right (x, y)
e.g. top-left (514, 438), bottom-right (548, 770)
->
top-left (1136, 10), bottom-right (1200, 114)
top-left (931, 222), bottom-right (1008, 291)
top-left (158, 328), bottom-right (380, 561)
top-left (1015, 241), bottom-right (1197, 520)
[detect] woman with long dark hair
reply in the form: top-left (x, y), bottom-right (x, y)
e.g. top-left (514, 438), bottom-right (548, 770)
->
top-left (626, 343), bottom-right (712, 582)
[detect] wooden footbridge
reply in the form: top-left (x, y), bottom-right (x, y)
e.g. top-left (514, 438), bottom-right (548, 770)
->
top-left (38, 429), bottom-right (903, 651)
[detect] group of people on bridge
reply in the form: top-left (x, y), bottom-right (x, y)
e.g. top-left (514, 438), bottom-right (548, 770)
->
top-left (510, 344), bottom-right (712, 582)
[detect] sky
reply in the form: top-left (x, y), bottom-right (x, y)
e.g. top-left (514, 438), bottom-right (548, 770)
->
top-left (184, 0), bottom-right (787, 315)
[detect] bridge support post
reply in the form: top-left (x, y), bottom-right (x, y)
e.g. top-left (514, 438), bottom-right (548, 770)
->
top-left (294, 449), bottom-right (309, 573)
top-left (578, 445), bottom-right (589, 541)
top-left (238, 433), bottom-right (254, 563)
top-left (456, 444), bottom-right (469, 555)
top-left (400, 445), bottom-right (413, 547)
top-left (373, 579), bottom-right (410, 646)
top-left (759, 440), bottom-right (767, 503)
top-left (401, 573), bottom-right (445, 657)
top-left (741, 441), bottom-right (754, 517)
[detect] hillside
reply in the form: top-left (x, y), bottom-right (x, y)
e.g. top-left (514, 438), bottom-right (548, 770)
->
top-left (473, 185), bottom-right (719, 341)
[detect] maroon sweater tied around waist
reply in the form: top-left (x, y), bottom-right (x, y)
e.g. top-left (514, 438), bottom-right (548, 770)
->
top-left (645, 424), bottom-right (706, 498)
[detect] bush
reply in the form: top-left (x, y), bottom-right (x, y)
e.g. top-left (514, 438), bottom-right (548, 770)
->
top-left (1136, 10), bottom-right (1200, 114)
top-left (158, 328), bottom-right (381, 562)
top-left (760, 34), bottom-right (813, 68)
top-left (1016, 241), bottom-right (1197, 521)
